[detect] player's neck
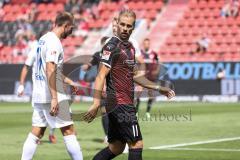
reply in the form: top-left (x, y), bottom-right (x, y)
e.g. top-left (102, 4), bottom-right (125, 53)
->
top-left (114, 35), bottom-right (129, 42)
top-left (52, 28), bottom-right (62, 39)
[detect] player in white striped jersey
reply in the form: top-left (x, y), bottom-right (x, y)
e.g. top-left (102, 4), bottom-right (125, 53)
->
top-left (17, 38), bottom-right (57, 144)
top-left (21, 12), bottom-right (83, 160)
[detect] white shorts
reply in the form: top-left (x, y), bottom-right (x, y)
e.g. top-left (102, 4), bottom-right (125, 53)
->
top-left (32, 100), bottom-right (73, 128)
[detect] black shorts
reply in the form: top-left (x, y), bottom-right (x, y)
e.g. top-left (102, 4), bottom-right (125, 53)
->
top-left (107, 104), bottom-right (142, 143)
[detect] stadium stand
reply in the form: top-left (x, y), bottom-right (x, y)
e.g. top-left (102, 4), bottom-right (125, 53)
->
top-left (7, 0), bottom-right (239, 63)
top-left (158, 0), bottom-right (240, 62)
top-left (0, 0), bottom-right (164, 64)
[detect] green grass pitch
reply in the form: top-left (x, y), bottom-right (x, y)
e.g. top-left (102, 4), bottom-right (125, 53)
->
top-left (0, 102), bottom-right (240, 160)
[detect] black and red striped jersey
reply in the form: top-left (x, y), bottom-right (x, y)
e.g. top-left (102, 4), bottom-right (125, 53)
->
top-left (100, 36), bottom-right (136, 109)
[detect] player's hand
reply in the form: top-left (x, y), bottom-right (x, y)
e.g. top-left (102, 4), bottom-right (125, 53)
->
top-left (17, 85), bottom-right (24, 96)
top-left (83, 104), bottom-right (99, 123)
top-left (50, 98), bottom-right (59, 116)
top-left (70, 81), bottom-right (81, 87)
top-left (70, 81), bottom-right (84, 95)
top-left (159, 87), bottom-right (175, 99)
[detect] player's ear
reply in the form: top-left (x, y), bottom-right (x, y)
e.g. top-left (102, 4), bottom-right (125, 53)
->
top-left (132, 21), bottom-right (135, 30)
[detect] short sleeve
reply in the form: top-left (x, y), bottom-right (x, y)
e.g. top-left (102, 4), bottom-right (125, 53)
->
top-left (100, 43), bottom-right (116, 68)
top-left (45, 41), bottom-right (61, 64)
top-left (90, 52), bottom-right (101, 66)
top-left (25, 50), bottom-right (36, 67)
top-left (154, 52), bottom-right (159, 62)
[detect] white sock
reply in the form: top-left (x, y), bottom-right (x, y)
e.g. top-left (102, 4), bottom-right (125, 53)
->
top-left (21, 133), bottom-right (39, 160)
top-left (123, 144), bottom-right (129, 153)
top-left (64, 135), bottom-right (83, 160)
top-left (49, 128), bottom-right (55, 136)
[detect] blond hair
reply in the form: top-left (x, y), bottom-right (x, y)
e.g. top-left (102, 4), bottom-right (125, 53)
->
top-left (118, 9), bottom-right (136, 21)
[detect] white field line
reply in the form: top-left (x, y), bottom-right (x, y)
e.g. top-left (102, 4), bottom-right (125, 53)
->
top-left (159, 147), bottom-right (240, 152)
top-left (149, 137), bottom-right (240, 150)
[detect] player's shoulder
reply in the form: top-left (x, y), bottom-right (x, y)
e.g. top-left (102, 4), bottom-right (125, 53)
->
top-left (152, 50), bottom-right (158, 56)
top-left (93, 51), bottom-right (101, 58)
top-left (39, 32), bottom-right (50, 40)
top-left (41, 32), bottom-right (59, 44)
top-left (103, 37), bottom-right (119, 52)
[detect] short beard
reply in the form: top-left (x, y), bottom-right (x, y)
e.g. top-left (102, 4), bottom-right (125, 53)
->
top-left (61, 32), bottom-right (68, 39)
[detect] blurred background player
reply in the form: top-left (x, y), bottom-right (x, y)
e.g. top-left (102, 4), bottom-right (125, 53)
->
top-left (195, 34), bottom-right (211, 53)
top-left (21, 12), bottom-right (83, 160)
top-left (81, 36), bottom-right (109, 144)
top-left (135, 38), bottom-right (160, 119)
top-left (17, 37), bottom-right (57, 144)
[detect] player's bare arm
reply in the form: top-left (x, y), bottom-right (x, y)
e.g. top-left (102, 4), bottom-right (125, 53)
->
top-left (46, 62), bottom-right (59, 116)
top-left (81, 63), bottom-right (91, 71)
top-left (20, 65), bottom-right (30, 85)
top-left (152, 63), bottom-right (161, 76)
top-left (61, 74), bottom-right (79, 86)
top-left (84, 63), bottom-right (110, 123)
top-left (17, 65), bottom-right (30, 96)
top-left (133, 66), bottom-right (175, 99)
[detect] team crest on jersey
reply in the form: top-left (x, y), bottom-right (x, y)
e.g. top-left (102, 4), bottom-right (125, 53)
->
top-left (51, 51), bottom-right (57, 55)
top-left (38, 40), bottom-right (45, 45)
top-left (102, 50), bottom-right (111, 60)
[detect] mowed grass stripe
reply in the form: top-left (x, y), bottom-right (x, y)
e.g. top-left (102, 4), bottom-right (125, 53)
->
top-left (0, 102), bottom-right (240, 160)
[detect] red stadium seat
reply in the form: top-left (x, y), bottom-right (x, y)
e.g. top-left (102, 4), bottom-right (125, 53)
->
top-left (3, 13), bottom-right (16, 21)
top-left (145, 10), bottom-right (157, 20)
top-left (12, 55), bottom-right (26, 64)
top-left (198, 1), bottom-right (208, 10)
top-left (88, 19), bottom-right (106, 29)
top-left (231, 26), bottom-right (239, 35)
top-left (55, 0), bottom-right (67, 4)
top-left (154, 1), bottom-right (163, 10)
top-left (37, 4), bottom-right (47, 13)
top-left (36, 12), bottom-right (48, 21)
top-left (46, 3), bottom-right (56, 13)
top-left (55, 3), bottom-right (64, 12)
top-left (134, 1), bottom-right (145, 10)
top-left (11, 5), bottom-right (21, 13)
top-left (206, 18), bottom-right (216, 27)
top-left (0, 46), bottom-right (13, 63)
top-left (107, 2), bottom-right (119, 11)
top-left (101, 10), bottom-right (111, 20)
top-left (158, 0), bottom-right (240, 62)
top-left (64, 46), bottom-right (76, 56)
top-left (225, 18), bottom-right (235, 27)
top-left (3, 5), bottom-right (12, 13)
top-left (145, 1), bottom-right (155, 10)
top-left (220, 26), bottom-right (231, 35)
top-left (11, 0), bottom-right (31, 4)
top-left (208, 1), bottom-right (218, 9)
